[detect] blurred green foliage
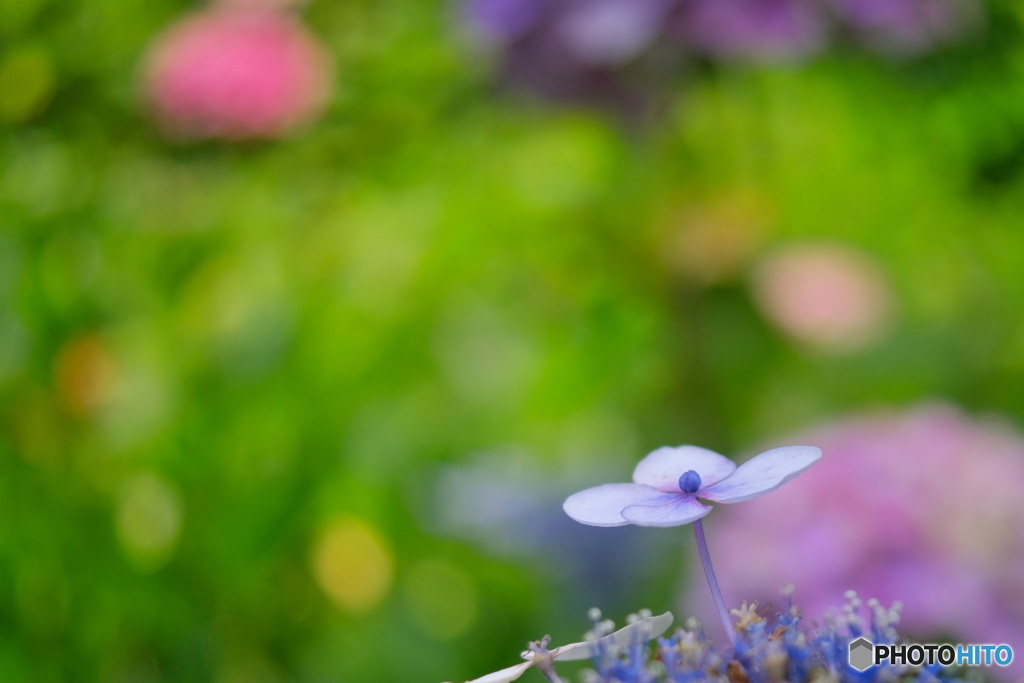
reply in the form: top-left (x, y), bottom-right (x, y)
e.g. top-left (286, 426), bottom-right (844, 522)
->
top-left (3, 0), bottom-right (1024, 681)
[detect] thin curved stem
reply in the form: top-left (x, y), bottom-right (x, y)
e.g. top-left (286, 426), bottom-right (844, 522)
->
top-left (692, 518), bottom-right (735, 646)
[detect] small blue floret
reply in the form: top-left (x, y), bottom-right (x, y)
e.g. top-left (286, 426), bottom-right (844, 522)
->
top-left (678, 470), bottom-right (702, 493)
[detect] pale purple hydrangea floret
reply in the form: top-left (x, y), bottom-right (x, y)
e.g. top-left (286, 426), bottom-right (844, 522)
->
top-left (563, 445), bottom-right (821, 528)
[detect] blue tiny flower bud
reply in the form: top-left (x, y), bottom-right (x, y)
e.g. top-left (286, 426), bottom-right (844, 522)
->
top-left (678, 470), bottom-right (702, 493)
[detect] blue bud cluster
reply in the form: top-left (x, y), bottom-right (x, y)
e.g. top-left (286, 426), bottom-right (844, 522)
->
top-left (578, 594), bottom-right (966, 683)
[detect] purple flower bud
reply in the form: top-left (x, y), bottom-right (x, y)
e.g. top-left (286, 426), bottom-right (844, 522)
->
top-left (678, 470), bottom-right (702, 493)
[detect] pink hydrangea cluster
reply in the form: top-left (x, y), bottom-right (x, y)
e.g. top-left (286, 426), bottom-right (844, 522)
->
top-left (142, 6), bottom-right (331, 140)
top-left (690, 403), bottom-right (1024, 678)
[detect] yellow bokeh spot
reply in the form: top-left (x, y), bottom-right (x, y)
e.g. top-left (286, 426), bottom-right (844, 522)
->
top-left (312, 516), bottom-right (393, 614)
top-left (115, 472), bottom-right (183, 571)
top-left (0, 46), bottom-right (55, 124)
top-left (404, 558), bottom-right (478, 640)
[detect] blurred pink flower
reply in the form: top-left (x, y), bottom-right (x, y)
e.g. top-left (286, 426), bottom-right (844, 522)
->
top-left (142, 7), bottom-right (331, 140)
top-left (688, 404), bottom-right (1024, 679)
top-left (751, 243), bottom-right (893, 352)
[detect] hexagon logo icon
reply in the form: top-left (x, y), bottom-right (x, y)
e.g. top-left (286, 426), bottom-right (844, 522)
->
top-left (849, 637), bottom-right (874, 671)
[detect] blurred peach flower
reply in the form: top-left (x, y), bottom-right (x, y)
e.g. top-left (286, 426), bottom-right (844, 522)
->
top-left (751, 243), bottom-right (893, 352)
top-left (55, 333), bottom-right (118, 418)
top-left (142, 6), bottom-right (331, 140)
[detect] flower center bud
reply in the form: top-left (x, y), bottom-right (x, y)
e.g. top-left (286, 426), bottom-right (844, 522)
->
top-left (678, 470), bottom-right (702, 493)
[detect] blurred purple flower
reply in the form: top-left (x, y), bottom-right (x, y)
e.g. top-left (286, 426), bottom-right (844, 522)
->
top-left (674, 0), bottom-right (829, 61)
top-left (834, 0), bottom-right (980, 55)
top-left (461, 0), bottom-right (674, 114)
top-left (557, 0), bottom-right (671, 66)
top-left (563, 445), bottom-right (821, 527)
top-left (464, 0), bottom-right (548, 43)
top-left (459, 0), bottom-right (985, 109)
top-left (466, 0), bottom-right (669, 64)
top-left (688, 403), bottom-right (1024, 680)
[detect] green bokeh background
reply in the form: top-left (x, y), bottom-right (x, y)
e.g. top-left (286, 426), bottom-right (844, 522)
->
top-left (3, 1), bottom-right (1024, 681)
